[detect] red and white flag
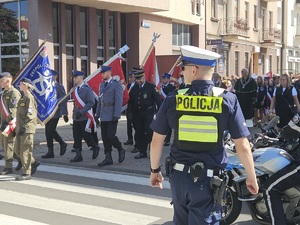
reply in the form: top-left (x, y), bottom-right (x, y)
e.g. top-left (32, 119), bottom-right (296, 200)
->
top-left (87, 57), bottom-right (129, 107)
top-left (143, 47), bottom-right (159, 85)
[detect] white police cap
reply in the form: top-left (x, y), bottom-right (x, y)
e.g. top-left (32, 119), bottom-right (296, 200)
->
top-left (180, 45), bottom-right (221, 67)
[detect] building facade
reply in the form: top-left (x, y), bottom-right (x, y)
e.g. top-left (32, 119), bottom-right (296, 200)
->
top-left (0, 0), bottom-right (206, 90)
top-left (206, 0), bottom-right (282, 77)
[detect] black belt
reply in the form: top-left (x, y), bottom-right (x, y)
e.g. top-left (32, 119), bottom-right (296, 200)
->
top-left (136, 106), bottom-right (154, 111)
top-left (101, 102), bottom-right (114, 106)
top-left (173, 163), bottom-right (220, 177)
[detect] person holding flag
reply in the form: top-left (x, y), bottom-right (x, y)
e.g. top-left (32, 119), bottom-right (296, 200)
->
top-left (0, 72), bottom-right (21, 175)
top-left (96, 66), bottom-right (125, 167)
top-left (14, 78), bottom-right (40, 181)
top-left (42, 70), bottom-right (68, 159)
top-left (71, 70), bottom-right (100, 162)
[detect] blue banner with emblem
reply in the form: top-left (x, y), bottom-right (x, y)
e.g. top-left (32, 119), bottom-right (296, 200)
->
top-left (13, 43), bottom-right (57, 125)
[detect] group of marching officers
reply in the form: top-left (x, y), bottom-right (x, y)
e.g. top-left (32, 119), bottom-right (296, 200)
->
top-left (0, 65), bottom-right (184, 178)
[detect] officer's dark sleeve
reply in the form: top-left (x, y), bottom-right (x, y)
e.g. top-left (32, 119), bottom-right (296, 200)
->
top-left (80, 87), bottom-right (95, 115)
top-left (150, 96), bottom-right (173, 135)
top-left (227, 94), bottom-right (250, 139)
top-left (127, 89), bottom-right (134, 115)
top-left (57, 84), bottom-right (68, 115)
top-left (153, 86), bottom-right (162, 110)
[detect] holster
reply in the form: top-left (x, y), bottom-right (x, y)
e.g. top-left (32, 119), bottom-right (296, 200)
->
top-left (210, 173), bottom-right (228, 206)
top-left (165, 156), bottom-right (172, 177)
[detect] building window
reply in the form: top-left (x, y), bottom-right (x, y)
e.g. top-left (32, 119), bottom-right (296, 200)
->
top-left (296, 51), bottom-right (299, 57)
top-left (235, 51), bottom-right (239, 76)
top-left (288, 62), bottom-right (293, 73)
top-left (0, 0), bottom-right (29, 74)
top-left (245, 2), bottom-right (249, 24)
top-left (211, 0), bottom-right (216, 18)
top-left (65, 4), bottom-right (74, 91)
top-left (172, 23), bottom-right (192, 46)
top-left (234, 0), bottom-right (239, 19)
top-left (291, 10), bottom-right (294, 27)
top-left (109, 12), bottom-right (116, 57)
top-left (191, 0), bottom-right (201, 16)
top-left (245, 52), bottom-right (249, 68)
top-left (296, 63), bottom-right (299, 74)
top-left (277, 7), bottom-right (281, 25)
top-left (80, 7), bottom-right (88, 75)
top-left (261, 54), bottom-right (265, 74)
top-left (254, 5), bottom-right (258, 28)
top-left (52, 2), bottom-right (60, 74)
top-left (269, 55), bottom-right (272, 73)
top-left (224, 50), bottom-right (228, 77)
top-left (269, 11), bottom-right (273, 29)
top-left (96, 9), bottom-right (104, 66)
top-left (289, 50), bottom-right (293, 56)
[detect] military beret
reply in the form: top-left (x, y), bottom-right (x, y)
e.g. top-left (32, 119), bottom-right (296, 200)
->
top-left (50, 69), bottom-right (59, 75)
top-left (162, 73), bottom-right (171, 79)
top-left (0, 72), bottom-right (11, 79)
top-left (20, 77), bottom-right (32, 85)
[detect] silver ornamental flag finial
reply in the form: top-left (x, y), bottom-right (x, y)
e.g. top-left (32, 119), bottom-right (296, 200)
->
top-left (152, 33), bottom-right (161, 43)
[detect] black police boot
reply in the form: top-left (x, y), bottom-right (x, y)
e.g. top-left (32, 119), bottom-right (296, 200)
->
top-left (15, 161), bottom-right (22, 171)
top-left (60, 142), bottom-right (67, 156)
top-left (31, 161), bottom-right (40, 175)
top-left (124, 139), bottom-right (133, 145)
top-left (117, 147), bottom-right (126, 163)
top-left (42, 147), bottom-right (54, 159)
top-left (92, 146), bottom-right (100, 159)
top-left (71, 148), bottom-right (77, 152)
top-left (0, 168), bottom-right (13, 175)
top-left (131, 147), bottom-right (139, 153)
top-left (70, 148), bottom-right (83, 162)
top-left (98, 153), bottom-right (113, 167)
top-left (0, 154), bottom-right (3, 160)
top-left (134, 152), bottom-right (147, 159)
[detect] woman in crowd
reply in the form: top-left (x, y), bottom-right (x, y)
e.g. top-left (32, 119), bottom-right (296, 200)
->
top-left (254, 76), bottom-right (267, 126)
top-left (270, 74), bottom-right (300, 129)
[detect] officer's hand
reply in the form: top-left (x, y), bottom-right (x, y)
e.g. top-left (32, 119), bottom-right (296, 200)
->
top-left (75, 111), bottom-right (82, 120)
top-left (150, 172), bottom-right (164, 189)
top-left (246, 176), bottom-right (259, 195)
top-left (63, 115), bottom-right (69, 123)
top-left (112, 116), bottom-right (119, 121)
top-left (0, 122), bottom-right (8, 132)
top-left (18, 127), bottom-right (26, 136)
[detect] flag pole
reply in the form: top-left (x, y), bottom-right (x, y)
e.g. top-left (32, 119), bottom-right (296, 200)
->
top-left (168, 55), bottom-right (181, 74)
top-left (13, 40), bottom-right (47, 84)
top-left (59, 44), bottom-right (129, 104)
top-left (140, 33), bottom-right (161, 68)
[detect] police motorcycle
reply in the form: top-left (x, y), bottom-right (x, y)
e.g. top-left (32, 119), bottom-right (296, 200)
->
top-left (221, 114), bottom-right (300, 225)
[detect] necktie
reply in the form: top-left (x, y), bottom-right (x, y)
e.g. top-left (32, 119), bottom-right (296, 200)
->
top-left (104, 82), bottom-right (108, 88)
top-left (77, 86), bottom-right (80, 92)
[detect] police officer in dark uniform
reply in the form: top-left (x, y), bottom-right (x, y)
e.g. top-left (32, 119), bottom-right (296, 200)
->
top-left (124, 71), bottom-right (135, 146)
top-left (128, 68), bottom-right (162, 159)
top-left (149, 46), bottom-right (258, 225)
top-left (71, 70), bottom-right (100, 162)
top-left (161, 73), bottom-right (176, 146)
top-left (42, 70), bottom-right (68, 158)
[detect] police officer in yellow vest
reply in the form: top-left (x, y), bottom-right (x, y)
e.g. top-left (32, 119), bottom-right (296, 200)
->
top-left (14, 78), bottom-right (40, 181)
top-left (0, 72), bottom-right (21, 175)
top-left (149, 46), bottom-right (258, 224)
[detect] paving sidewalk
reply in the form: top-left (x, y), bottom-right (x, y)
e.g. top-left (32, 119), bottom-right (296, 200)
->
top-left (0, 116), bottom-right (260, 176)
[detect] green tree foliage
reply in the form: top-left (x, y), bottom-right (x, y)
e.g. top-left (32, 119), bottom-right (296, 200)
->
top-left (0, 3), bottom-right (20, 75)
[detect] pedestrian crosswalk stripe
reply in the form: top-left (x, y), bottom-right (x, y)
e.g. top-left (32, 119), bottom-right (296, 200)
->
top-left (0, 190), bottom-right (160, 225)
top-left (18, 178), bottom-right (172, 209)
top-left (0, 214), bottom-right (49, 225)
top-left (0, 161), bottom-right (171, 189)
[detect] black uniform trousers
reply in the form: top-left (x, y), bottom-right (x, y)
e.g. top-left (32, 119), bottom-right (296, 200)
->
top-left (73, 120), bottom-right (97, 150)
top-left (263, 160), bottom-right (300, 225)
top-left (126, 112), bottom-right (133, 141)
top-left (100, 121), bottom-right (122, 154)
top-left (45, 118), bottom-right (64, 148)
top-left (133, 110), bottom-right (154, 153)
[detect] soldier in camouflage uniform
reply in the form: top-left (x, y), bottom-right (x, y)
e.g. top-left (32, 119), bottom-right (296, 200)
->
top-left (0, 72), bottom-right (21, 175)
top-left (14, 78), bottom-right (40, 181)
